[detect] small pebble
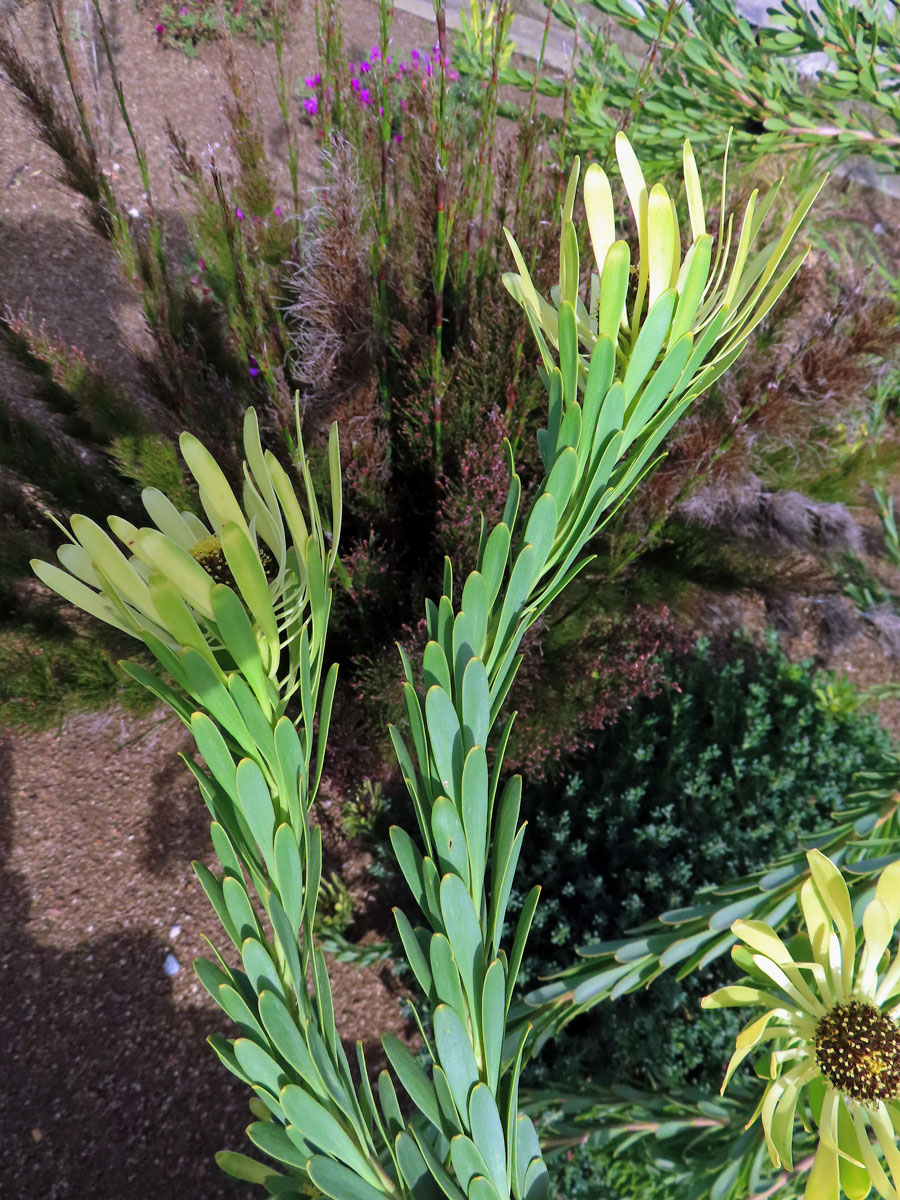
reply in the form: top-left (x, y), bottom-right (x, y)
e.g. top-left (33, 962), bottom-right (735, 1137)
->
top-left (31, 1128), bottom-right (43, 1144)
top-left (169, 924), bottom-right (182, 940)
top-left (163, 953), bottom-right (181, 977)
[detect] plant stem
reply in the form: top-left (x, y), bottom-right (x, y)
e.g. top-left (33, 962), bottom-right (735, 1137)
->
top-left (432, 0), bottom-right (449, 470)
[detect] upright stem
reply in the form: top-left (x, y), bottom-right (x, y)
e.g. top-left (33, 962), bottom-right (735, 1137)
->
top-left (376, 0), bottom-right (394, 438)
top-left (432, 0), bottom-right (449, 470)
top-left (272, 0), bottom-right (299, 214)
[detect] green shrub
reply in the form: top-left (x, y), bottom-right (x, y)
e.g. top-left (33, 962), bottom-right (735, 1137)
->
top-left (512, 633), bottom-right (895, 1095)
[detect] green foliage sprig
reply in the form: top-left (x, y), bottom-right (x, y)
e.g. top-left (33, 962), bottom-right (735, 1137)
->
top-left (480, 0), bottom-right (900, 174)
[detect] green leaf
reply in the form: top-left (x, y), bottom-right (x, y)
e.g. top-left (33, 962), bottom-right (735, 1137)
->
top-left (235, 758), bottom-right (277, 874)
top-left (596, 240), bottom-right (630, 343)
top-left (478, 523), bottom-right (511, 611)
top-left (217, 979), bottom-right (267, 1046)
top-left (191, 713), bottom-right (238, 796)
top-left (394, 908), bottom-right (434, 998)
top-left (557, 301), bottom-right (578, 409)
top-left (193, 861), bottom-right (240, 949)
top-left (411, 1128), bottom-right (467, 1200)
top-left (210, 582), bottom-right (272, 714)
top-left (440, 875), bottom-right (485, 1032)
top-left (522, 492), bottom-right (559, 581)
top-left (148, 573), bottom-right (219, 668)
top-left (395, 1131), bottom-right (443, 1200)
top-left (449, 1135), bottom-right (491, 1195)
top-left (622, 290), bottom-right (677, 404)
top-left (490, 545), bottom-right (536, 668)
top-left (481, 959), bottom-right (506, 1093)
top-left (382, 1034), bottom-right (443, 1131)
top-left (432, 797), bottom-right (470, 888)
top-left (215, 1150), bottom-right (280, 1185)
top-left (306, 1155), bottom-right (388, 1200)
top-left (424, 641), bottom-right (453, 696)
top-left (280, 1087), bottom-right (381, 1187)
top-left (468, 1177), bottom-right (503, 1200)
top-left (461, 658), bottom-right (491, 752)
top-left (235, 1037), bottom-right (288, 1096)
top-left (274, 716), bottom-right (305, 828)
top-left (489, 827), bottom-right (526, 959)
top-left (133, 527), bottom-right (216, 620)
top-left (506, 886), bottom-right (540, 1014)
top-left (247, 1118), bottom-right (310, 1171)
top-left (377, 1070), bottom-right (404, 1139)
top-left (273, 824), bottom-right (303, 933)
top-left (257, 991), bottom-right (321, 1091)
top-left (429, 933), bottom-right (467, 1022)
top-left (426, 686), bottom-right (464, 807)
top-left (515, 1116), bottom-right (543, 1200)
top-left (434, 1004), bottom-right (480, 1123)
top-left (223, 874), bottom-right (262, 941)
top-left (390, 826), bottom-right (435, 923)
top-left (523, 1156), bottom-right (551, 1200)
top-left (228, 673), bottom-right (278, 774)
top-left (210, 821), bottom-right (243, 879)
top-left (460, 571), bottom-right (489, 659)
top-left (242, 936), bottom-right (285, 1001)
top-left (669, 234), bottom-right (712, 345)
top-left (469, 1085), bottom-right (507, 1195)
top-left (545, 449), bottom-right (578, 526)
top-left (461, 745), bottom-right (489, 895)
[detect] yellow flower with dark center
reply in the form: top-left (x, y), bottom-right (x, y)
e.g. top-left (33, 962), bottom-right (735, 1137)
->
top-left (703, 850), bottom-right (900, 1200)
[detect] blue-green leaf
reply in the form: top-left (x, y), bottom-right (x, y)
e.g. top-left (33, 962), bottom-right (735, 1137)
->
top-left (382, 1034), bottom-right (442, 1131)
top-left (306, 1155), bottom-right (387, 1200)
top-left (280, 1087), bottom-right (381, 1187)
top-left (433, 1004), bottom-right (479, 1124)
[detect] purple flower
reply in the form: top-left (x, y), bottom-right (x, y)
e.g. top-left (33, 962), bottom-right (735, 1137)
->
top-left (379, 105), bottom-right (384, 115)
top-left (303, 96), bottom-right (318, 115)
top-left (198, 258), bottom-right (206, 270)
top-left (155, 21), bottom-right (164, 32)
top-left (385, 55), bottom-right (391, 65)
top-left (235, 207), bottom-right (244, 221)
top-left (411, 48), bottom-right (420, 64)
top-left (274, 205), bottom-right (282, 217)
top-left (394, 132), bottom-right (403, 144)
top-left (248, 354), bottom-right (260, 378)
top-left (370, 45), bottom-right (381, 59)
top-left (179, 6), bottom-right (187, 14)
top-left (359, 87), bottom-right (372, 105)
top-left (351, 76), bottom-right (360, 91)
top-left (359, 61), bottom-right (370, 74)
top-left (304, 73), bottom-right (320, 88)
top-left (449, 70), bottom-right (459, 81)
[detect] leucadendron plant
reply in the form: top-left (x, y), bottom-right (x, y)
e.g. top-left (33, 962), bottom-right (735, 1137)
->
top-left (32, 134), bottom-right (823, 1199)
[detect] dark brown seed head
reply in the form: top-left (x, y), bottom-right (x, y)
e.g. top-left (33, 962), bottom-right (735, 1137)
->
top-left (815, 1001), bottom-right (900, 1104)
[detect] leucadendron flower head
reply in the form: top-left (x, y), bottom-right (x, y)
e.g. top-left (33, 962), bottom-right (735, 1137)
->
top-left (503, 132), bottom-right (827, 441)
top-left (703, 850), bottom-right (900, 1200)
top-left (31, 407), bottom-right (341, 717)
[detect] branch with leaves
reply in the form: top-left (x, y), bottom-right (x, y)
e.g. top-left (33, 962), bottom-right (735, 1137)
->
top-left (30, 131), bottom-right (820, 1198)
top-left (474, 0), bottom-right (900, 174)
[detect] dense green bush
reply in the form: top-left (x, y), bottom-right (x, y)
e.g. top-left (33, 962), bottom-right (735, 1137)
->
top-left (512, 633), bottom-right (895, 1096)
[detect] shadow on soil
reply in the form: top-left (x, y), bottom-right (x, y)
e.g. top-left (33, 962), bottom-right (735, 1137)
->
top-left (0, 737), bottom-right (250, 1199)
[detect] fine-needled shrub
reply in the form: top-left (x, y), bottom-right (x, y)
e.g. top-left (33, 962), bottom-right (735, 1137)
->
top-left (512, 632), bottom-right (895, 1094)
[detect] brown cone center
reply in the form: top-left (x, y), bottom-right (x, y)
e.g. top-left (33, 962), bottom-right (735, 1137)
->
top-left (815, 1001), bottom-right (900, 1104)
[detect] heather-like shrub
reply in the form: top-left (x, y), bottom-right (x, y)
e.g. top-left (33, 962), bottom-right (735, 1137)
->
top-left (511, 633), bottom-right (895, 1093)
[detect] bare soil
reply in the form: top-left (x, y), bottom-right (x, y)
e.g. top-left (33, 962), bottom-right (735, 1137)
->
top-left (4, 2), bottom-right (900, 1197)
